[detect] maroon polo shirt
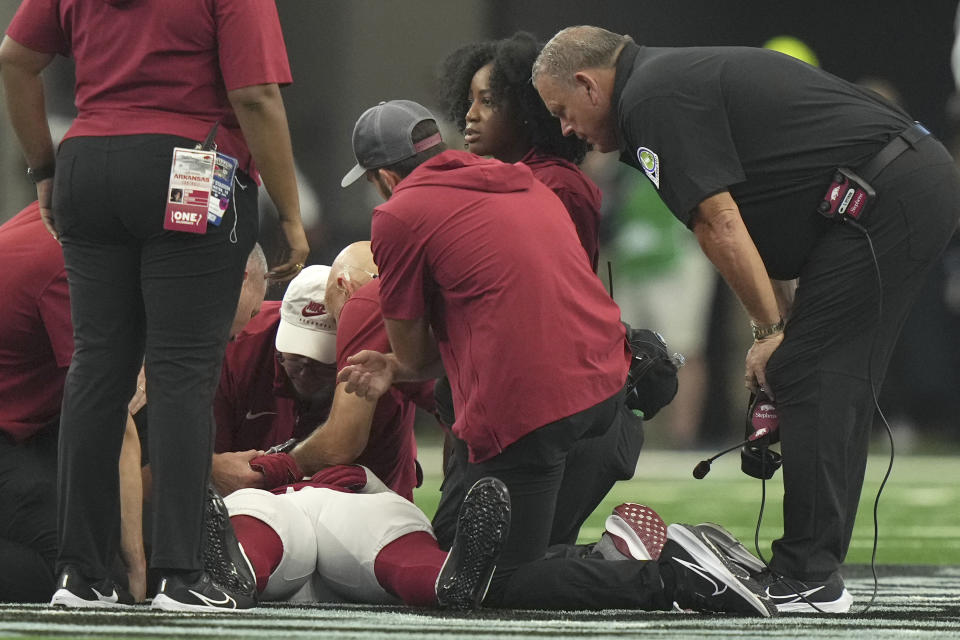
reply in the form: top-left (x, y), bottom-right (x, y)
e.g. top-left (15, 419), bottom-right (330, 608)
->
top-left (335, 279), bottom-right (433, 501)
top-left (521, 148), bottom-right (602, 272)
top-left (0, 202), bottom-right (73, 442)
top-left (7, 0), bottom-right (292, 177)
top-left (372, 150), bottom-right (629, 463)
top-left (214, 302), bottom-right (329, 454)
top-left (216, 295), bottom-right (428, 501)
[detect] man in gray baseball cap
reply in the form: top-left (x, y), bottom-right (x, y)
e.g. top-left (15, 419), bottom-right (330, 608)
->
top-left (336, 98), bottom-right (774, 616)
top-left (340, 100), bottom-right (444, 188)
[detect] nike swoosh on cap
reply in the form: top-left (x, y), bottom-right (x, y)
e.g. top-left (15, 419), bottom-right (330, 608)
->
top-left (245, 410), bottom-right (277, 420)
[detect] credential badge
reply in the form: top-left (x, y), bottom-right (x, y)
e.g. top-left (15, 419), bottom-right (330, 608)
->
top-left (637, 147), bottom-right (660, 189)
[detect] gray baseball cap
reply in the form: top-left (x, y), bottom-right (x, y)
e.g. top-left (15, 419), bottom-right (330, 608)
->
top-left (340, 99), bottom-right (443, 187)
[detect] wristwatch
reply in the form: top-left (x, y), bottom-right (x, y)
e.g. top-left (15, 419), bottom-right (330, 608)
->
top-left (751, 318), bottom-right (785, 341)
top-left (27, 163), bottom-right (56, 184)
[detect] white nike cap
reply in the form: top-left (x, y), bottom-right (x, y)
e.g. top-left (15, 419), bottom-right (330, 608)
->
top-left (275, 265), bottom-right (337, 364)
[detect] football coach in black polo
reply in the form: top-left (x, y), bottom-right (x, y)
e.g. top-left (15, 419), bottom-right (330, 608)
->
top-left (533, 25), bottom-right (960, 614)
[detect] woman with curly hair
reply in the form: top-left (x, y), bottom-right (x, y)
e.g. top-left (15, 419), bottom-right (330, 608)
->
top-left (437, 31), bottom-right (601, 271)
top-left (431, 34), bottom-right (647, 557)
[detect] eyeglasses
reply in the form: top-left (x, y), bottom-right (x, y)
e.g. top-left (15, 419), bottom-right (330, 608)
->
top-left (275, 352), bottom-right (335, 371)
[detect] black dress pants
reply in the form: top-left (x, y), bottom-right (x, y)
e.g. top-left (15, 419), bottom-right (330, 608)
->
top-left (0, 424), bottom-right (58, 601)
top-left (53, 134), bottom-right (258, 578)
top-left (432, 378), bottom-right (644, 550)
top-left (441, 390), bottom-right (667, 610)
top-left (765, 134), bottom-right (960, 581)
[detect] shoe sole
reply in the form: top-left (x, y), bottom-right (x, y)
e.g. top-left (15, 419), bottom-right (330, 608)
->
top-left (605, 503), bottom-right (667, 561)
top-left (696, 522), bottom-right (767, 574)
top-left (774, 587), bottom-right (853, 613)
top-left (604, 521), bottom-right (652, 560)
top-left (667, 524), bottom-right (775, 617)
top-left (50, 588), bottom-right (129, 609)
top-left (202, 485), bottom-right (258, 602)
top-left (436, 477), bottom-right (511, 610)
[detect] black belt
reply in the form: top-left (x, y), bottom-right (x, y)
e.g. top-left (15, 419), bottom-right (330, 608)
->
top-left (858, 122), bottom-right (930, 182)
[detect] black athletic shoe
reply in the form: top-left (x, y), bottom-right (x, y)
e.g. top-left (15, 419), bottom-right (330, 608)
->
top-left (435, 477), bottom-right (511, 610)
top-left (663, 523), bottom-right (776, 617)
top-left (761, 571), bottom-right (853, 613)
top-left (50, 566), bottom-right (135, 608)
top-left (201, 484), bottom-right (257, 602)
top-left (694, 522), bottom-right (767, 575)
top-left (152, 571), bottom-right (255, 612)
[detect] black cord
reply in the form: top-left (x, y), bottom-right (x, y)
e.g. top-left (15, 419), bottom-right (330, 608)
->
top-left (752, 445), bottom-right (829, 614)
top-left (844, 216), bottom-right (895, 614)
top-left (746, 217), bottom-right (893, 615)
top-left (607, 260), bottom-right (615, 300)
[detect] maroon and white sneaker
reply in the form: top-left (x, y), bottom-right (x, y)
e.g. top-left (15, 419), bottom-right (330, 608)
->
top-left (601, 503), bottom-right (667, 561)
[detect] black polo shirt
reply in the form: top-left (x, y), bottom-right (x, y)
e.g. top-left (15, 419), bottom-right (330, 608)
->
top-left (613, 40), bottom-right (913, 278)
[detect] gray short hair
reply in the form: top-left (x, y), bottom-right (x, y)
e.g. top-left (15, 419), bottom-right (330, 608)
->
top-left (532, 26), bottom-right (631, 85)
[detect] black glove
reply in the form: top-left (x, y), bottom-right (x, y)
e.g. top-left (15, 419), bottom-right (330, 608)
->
top-left (622, 323), bottom-right (681, 420)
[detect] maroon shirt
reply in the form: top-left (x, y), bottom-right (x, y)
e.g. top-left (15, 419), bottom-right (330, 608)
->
top-left (215, 302), bottom-right (330, 454)
top-left (7, 0), bottom-right (292, 176)
top-left (522, 149), bottom-right (602, 272)
top-left (216, 295), bottom-right (427, 501)
top-left (335, 279), bottom-right (434, 501)
top-left (0, 202), bottom-right (73, 442)
top-left (372, 150), bottom-right (629, 463)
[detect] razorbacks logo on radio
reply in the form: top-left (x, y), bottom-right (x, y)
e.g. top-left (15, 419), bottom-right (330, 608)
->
top-left (301, 301), bottom-right (325, 317)
top-left (751, 402), bottom-right (779, 431)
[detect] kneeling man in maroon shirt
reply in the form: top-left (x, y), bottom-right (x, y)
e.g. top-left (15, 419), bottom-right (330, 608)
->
top-left (336, 100), bottom-right (774, 616)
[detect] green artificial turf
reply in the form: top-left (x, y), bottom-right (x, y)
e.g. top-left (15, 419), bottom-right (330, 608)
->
top-left (413, 448), bottom-right (960, 565)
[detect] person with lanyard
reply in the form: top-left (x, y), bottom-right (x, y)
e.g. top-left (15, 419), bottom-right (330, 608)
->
top-left (533, 25), bottom-right (960, 613)
top-left (0, 0), bottom-right (308, 611)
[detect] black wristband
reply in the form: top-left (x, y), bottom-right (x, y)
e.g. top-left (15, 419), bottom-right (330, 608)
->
top-left (27, 163), bottom-right (56, 184)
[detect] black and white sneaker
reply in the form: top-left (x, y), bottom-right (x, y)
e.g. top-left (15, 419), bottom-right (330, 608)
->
top-left (762, 571), bottom-right (853, 613)
top-left (694, 522), bottom-right (766, 574)
top-left (50, 566), bottom-right (134, 608)
top-left (152, 571), bottom-right (255, 612)
top-left (694, 523), bottom-right (852, 613)
top-left (435, 477), bottom-right (511, 610)
top-left (201, 484), bottom-right (257, 601)
top-left (663, 523), bottom-right (776, 617)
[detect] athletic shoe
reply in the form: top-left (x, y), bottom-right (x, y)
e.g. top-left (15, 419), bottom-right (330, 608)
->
top-left (694, 522), bottom-right (766, 574)
top-left (663, 523), bottom-right (776, 617)
top-left (435, 477), bottom-right (511, 610)
top-left (601, 503), bottom-right (667, 561)
top-left (762, 571), bottom-right (853, 614)
top-left (50, 566), bottom-right (134, 608)
top-left (200, 484), bottom-right (257, 602)
top-left (152, 571), bottom-right (255, 612)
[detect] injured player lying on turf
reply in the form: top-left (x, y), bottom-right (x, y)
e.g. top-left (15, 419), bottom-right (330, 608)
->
top-left (218, 466), bottom-right (510, 609)
top-left (202, 465), bottom-right (778, 615)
